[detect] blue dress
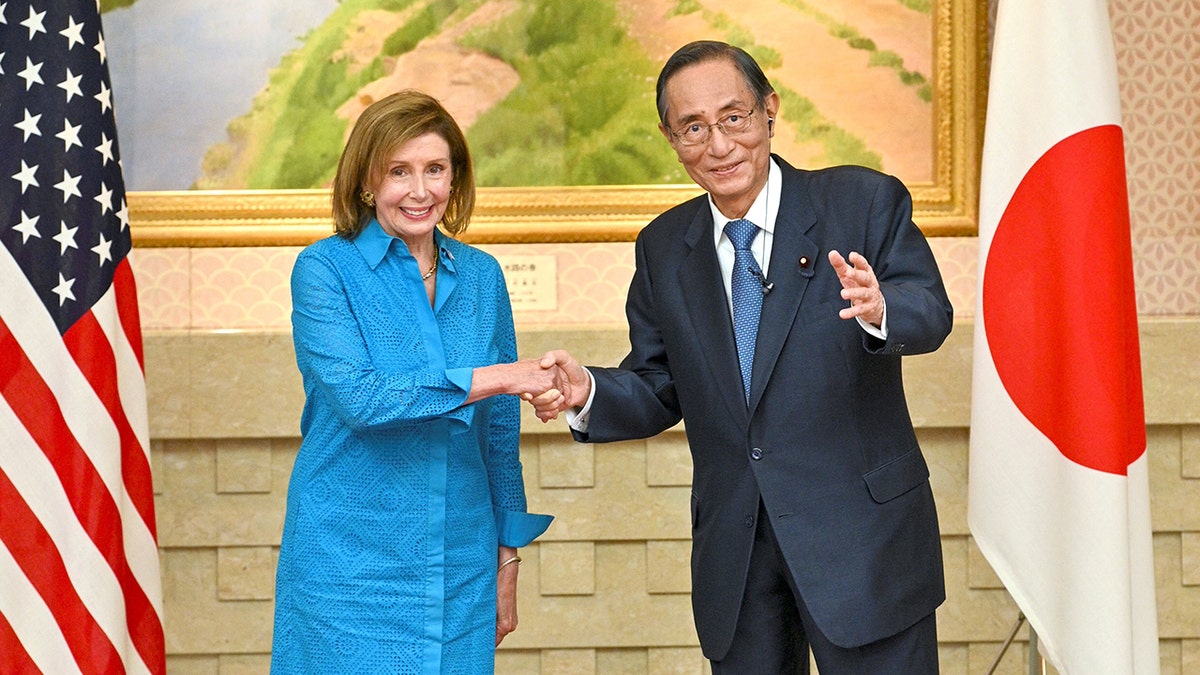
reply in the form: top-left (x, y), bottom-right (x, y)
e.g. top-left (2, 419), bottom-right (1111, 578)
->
top-left (272, 220), bottom-right (552, 674)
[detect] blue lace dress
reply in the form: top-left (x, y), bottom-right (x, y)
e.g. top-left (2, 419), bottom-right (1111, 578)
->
top-left (272, 220), bottom-right (552, 674)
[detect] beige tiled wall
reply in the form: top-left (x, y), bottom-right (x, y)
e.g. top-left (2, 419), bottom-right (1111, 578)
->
top-left (146, 321), bottom-right (1200, 674)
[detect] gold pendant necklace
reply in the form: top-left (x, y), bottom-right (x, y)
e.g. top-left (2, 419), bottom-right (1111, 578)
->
top-left (421, 260), bottom-right (437, 281)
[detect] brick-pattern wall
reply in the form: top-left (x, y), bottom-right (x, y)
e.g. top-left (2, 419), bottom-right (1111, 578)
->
top-left (146, 322), bottom-right (1199, 674)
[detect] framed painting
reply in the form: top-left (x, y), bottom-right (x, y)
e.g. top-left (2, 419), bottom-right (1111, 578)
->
top-left (116, 0), bottom-right (986, 246)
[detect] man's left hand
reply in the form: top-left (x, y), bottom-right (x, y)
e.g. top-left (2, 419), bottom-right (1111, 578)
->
top-left (829, 250), bottom-right (884, 328)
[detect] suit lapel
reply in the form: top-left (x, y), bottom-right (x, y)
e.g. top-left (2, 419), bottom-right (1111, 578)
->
top-left (677, 206), bottom-right (749, 423)
top-left (749, 162), bottom-right (819, 412)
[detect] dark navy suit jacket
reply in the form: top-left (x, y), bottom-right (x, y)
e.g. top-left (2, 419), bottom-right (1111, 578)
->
top-left (574, 157), bottom-right (953, 659)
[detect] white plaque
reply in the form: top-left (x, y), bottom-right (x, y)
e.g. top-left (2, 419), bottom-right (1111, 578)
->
top-left (498, 254), bottom-right (557, 311)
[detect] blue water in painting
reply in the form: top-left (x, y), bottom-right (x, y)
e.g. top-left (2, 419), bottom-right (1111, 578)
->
top-left (104, 0), bottom-right (339, 190)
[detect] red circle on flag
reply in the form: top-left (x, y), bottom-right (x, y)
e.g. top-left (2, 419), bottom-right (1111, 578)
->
top-left (982, 125), bottom-right (1146, 475)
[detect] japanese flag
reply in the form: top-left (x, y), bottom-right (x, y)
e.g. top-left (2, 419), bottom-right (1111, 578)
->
top-left (968, 1), bottom-right (1159, 673)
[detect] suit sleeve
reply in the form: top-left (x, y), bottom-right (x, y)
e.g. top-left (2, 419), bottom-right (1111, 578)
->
top-left (862, 174), bottom-right (954, 356)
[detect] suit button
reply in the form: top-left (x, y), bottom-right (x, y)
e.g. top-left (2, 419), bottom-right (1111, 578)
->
top-left (750, 447), bottom-right (763, 460)
top-left (744, 515), bottom-right (755, 528)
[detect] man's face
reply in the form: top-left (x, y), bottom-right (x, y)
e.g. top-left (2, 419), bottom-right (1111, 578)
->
top-left (659, 58), bottom-right (778, 220)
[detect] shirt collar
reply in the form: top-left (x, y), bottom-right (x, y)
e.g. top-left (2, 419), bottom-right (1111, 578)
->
top-left (353, 218), bottom-right (453, 271)
top-left (353, 218), bottom-right (393, 269)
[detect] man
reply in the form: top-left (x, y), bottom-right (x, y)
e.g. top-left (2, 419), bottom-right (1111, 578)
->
top-left (535, 41), bottom-right (952, 673)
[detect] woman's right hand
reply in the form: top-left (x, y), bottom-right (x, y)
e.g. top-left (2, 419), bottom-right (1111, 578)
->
top-left (506, 358), bottom-right (570, 400)
top-left (466, 359), bottom-right (569, 406)
top-left (526, 350), bottom-right (591, 421)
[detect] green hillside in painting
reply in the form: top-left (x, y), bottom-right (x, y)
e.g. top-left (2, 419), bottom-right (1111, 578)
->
top-left (190, 0), bottom-right (932, 189)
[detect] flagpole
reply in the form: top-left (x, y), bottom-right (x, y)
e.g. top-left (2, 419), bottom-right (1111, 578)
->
top-left (985, 612), bottom-right (1048, 675)
top-left (1028, 626), bottom-right (1045, 674)
top-left (987, 612), bottom-right (1025, 675)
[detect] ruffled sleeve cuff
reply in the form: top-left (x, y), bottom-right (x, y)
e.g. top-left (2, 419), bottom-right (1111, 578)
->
top-left (445, 367), bottom-right (473, 393)
top-left (442, 367), bottom-right (475, 432)
top-left (495, 509), bottom-right (554, 548)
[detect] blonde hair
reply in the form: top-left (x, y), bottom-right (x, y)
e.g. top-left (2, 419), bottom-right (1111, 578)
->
top-left (331, 90), bottom-right (476, 238)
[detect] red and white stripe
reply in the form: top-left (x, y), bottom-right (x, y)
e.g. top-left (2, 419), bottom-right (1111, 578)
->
top-left (0, 246), bottom-right (164, 675)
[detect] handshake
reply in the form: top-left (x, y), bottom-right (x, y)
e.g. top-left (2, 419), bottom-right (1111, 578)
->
top-left (505, 350), bottom-right (590, 423)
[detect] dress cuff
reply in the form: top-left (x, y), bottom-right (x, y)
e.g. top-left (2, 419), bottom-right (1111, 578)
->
top-left (442, 368), bottom-right (475, 434)
top-left (495, 509), bottom-right (554, 548)
top-left (445, 367), bottom-right (473, 393)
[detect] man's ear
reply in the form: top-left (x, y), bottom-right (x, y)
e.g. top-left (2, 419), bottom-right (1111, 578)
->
top-left (764, 92), bottom-right (780, 138)
top-left (765, 92), bottom-right (780, 123)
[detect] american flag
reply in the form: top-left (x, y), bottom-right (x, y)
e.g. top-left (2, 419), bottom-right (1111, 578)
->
top-left (0, 1), bottom-right (165, 673)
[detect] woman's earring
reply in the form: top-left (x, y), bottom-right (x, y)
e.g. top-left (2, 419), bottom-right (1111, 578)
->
top-left (359, 190), bottom-right (375, 207)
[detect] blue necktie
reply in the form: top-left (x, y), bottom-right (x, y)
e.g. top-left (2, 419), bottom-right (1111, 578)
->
top-left (724, 218), bottom-right (763, 402)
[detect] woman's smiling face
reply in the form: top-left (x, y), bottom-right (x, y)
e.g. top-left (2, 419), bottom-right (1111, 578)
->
top-left (367, 132), bottom-right (453, 244)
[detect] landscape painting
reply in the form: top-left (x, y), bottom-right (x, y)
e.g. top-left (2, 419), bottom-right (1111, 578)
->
top-left (104, 0), bottom-right (937, 192)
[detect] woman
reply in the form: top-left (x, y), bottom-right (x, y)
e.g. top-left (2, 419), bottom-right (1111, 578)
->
top-left (271, 91), bottom-right (556, 673)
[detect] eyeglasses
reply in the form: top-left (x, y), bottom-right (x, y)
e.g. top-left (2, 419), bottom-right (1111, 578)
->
top-left (667, 109), bottom-right (757, 146)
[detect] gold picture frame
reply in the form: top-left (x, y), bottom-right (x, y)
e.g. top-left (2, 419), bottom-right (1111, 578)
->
top-left (128, 0), bottom-right (985, 248)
